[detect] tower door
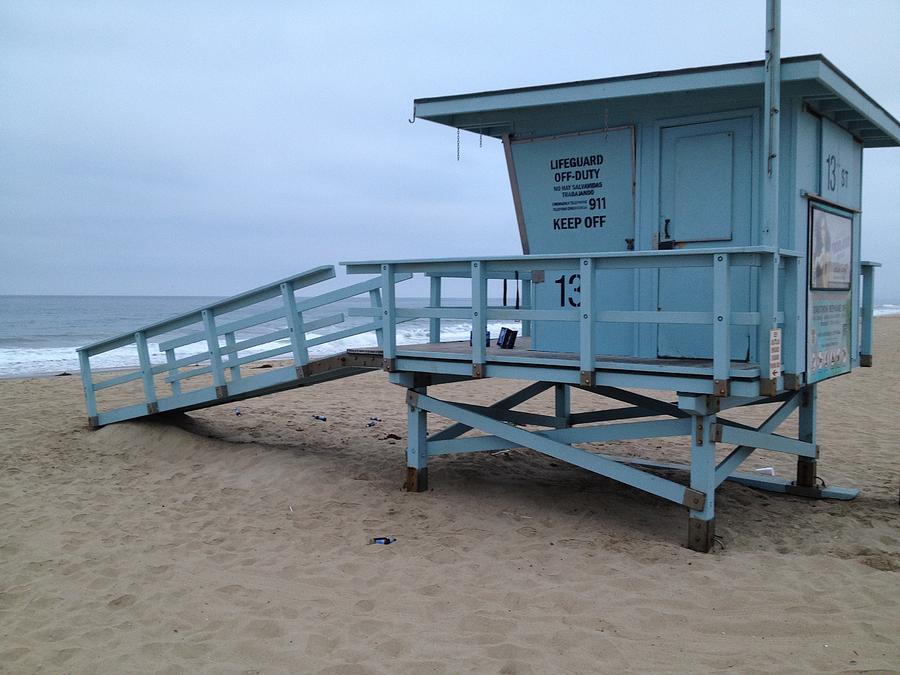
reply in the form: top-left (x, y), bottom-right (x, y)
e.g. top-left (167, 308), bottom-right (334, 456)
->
top-left (657, 116), bottom-right (754, 360)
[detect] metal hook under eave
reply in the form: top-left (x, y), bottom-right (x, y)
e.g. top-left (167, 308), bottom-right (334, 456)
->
top-left (408, 103), bottom-right (416, 124)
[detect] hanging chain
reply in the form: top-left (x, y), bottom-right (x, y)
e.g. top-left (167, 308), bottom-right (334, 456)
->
top-left (457, 128), bottom-right (460, 161)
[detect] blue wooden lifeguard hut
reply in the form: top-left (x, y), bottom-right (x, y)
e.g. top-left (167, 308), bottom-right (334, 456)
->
top-left (339, 52), bottom-right (898, 551)
top-left (77, 19), bottom-right (898, 551)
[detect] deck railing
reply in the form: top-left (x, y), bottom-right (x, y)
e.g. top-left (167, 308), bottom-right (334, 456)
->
top-left (345, 247), bottom-right (803, 394)
top-left (77, 266), bottom-right (411, 426)
top-left (859, 260), bottom-right (880, 366)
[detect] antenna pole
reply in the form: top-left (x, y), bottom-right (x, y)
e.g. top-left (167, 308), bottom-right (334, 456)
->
top-left (762, 0), bottom-right (781, 247)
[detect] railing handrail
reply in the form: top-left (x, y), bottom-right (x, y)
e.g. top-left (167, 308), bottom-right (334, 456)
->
top-left (343, 246), bottom-right (800, 272)
top-left (78, 265), bottom-right (336, 355)
top-left (78, 268), bottom-right (418, 425)
top-left (350, 248), bottom-right (803, 394)
top-left (155, 273), bottom-right (411, 353)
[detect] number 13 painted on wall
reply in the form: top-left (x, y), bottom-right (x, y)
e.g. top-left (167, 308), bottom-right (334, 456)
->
top-left (554, 273), bottom-right (581, 307)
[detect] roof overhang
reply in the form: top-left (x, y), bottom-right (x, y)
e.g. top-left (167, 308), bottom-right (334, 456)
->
top-left (413, 55), bottom-right (899, 148)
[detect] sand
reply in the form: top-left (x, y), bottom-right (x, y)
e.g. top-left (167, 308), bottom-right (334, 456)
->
top-left (1, 318), bottom-right (898, 674)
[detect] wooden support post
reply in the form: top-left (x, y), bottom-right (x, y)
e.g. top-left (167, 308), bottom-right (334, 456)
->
top-left (471, 261), bottom-right (486, 378)
top-left (381, 264), bottom-right (396, 371)
top-left (796, 384), bottom-right (818, 489)
top-left (429, 275), bottom-right (442, 343)
top-left (281, 281), bottom-right (309, 372)
top-left (134, 331), bottom-right (158, 414)
top-left (406, 387), bottom-right (428, 492)
top-left (554, 384), bottom-right (570, 428)
top-left (164, 348), bottom-right (182, 395)
top-left (224, 332), bottom-right (241, 380)
top-left (688, 413), bottom-right (717, 552)
top-left (579, 257), bottom-right (595, 386)
top-left (78, 351), bottom-right (99, 427)
top-left (202, 309), bottom-right (227, 398)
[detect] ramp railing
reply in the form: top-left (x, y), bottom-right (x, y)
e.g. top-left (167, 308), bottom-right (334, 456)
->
top-left (345, 246), bottom-right (801, 396)
top-left (77, 266), bottom-right (411, 427)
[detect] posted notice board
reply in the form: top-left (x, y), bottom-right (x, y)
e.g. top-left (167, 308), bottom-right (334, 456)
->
top-left (807, 204), bottom-right (853, 383)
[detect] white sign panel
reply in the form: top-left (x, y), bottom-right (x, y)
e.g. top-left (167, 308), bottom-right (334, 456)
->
top-left (510, 127), bottom-right (635, 254)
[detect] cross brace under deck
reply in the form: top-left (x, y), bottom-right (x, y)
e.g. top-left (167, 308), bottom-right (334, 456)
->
top-left (396, 377), bottom-right (857, 552)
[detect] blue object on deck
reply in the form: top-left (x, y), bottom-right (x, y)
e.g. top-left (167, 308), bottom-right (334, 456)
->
top-left (77, 30), bottom-right (897, 552)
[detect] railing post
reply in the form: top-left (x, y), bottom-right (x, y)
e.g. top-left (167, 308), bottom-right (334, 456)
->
top-left (381, 264), bottom-right (396, 371)
top-left (521, 278), bottom-right (532, 338)
top-left (224, 332), bottom-right (241, 380)
top-left (134, 330), bottom-right (158, 414)
top-left (860, 263), bottom-right (876, 366)
top-left (782, 256), bottom-right (800, 386)
top-left (429, 275), bottom-right (442, 343)
top-left (281, 281), bottom-right (309, 375)
top-left (78, 351), bottom-right (99, 427)
top-left (164, 348), bottom-right (182, 395)
top-left (202, 309), bottom-right (228, 398)
top-left (757, 252), bottom-right (778, 396)
top-left (471, 261), bottom-right (487, 378)
top-left (712, 253), bottom-right (731, 396)
top-left (368, 288), bottom-right (384, 348)
top-left (578, 258), bottom-right (595, 386)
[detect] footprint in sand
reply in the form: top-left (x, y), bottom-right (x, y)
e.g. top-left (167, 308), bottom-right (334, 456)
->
top-left (107, 594), bottom-right (136, 609)
top-left (354, 599), bottom-right (375, 612)
top-left (244, 618), bottom-right (285, 639)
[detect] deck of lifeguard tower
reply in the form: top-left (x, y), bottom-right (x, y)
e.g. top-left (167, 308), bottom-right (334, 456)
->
top-left (77, 53), bottom-right (898, 551)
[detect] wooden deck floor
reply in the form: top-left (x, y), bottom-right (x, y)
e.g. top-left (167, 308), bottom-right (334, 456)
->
top-left (350, 338), bottom-right (760, 379)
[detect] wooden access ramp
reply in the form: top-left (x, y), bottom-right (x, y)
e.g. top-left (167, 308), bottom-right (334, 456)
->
top-left (76, 266), bottom-right (406, 428)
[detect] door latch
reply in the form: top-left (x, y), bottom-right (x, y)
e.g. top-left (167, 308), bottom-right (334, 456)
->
top-left (658, 218), bottom-right (676, 249)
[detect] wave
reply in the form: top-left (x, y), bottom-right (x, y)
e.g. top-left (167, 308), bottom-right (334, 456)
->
top-left (874, 304), bottom-right (900, 317)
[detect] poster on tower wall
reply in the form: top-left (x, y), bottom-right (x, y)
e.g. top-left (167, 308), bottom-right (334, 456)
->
top-left (806, 204), bottom-right (853, 383)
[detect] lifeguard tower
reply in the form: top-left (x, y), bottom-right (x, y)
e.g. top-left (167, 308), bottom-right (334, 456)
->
top-left (341, 52), bottom-right (897, 551)
top-left (77, 23), bottom-right (898, 551)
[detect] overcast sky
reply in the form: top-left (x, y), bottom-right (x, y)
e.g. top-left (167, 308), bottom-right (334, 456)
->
top-left (1, 1), bottom-right (898, 300)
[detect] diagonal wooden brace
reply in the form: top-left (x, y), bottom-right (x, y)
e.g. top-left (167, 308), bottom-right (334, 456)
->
top-left (414, 392), bottom-right (705, 510)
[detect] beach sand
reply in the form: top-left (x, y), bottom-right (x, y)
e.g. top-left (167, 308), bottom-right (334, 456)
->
top-left (1, 318), bottom-right (898, 673)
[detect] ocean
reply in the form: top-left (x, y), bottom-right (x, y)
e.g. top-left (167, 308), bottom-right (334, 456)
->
top-left (1, 295), bottom-right (898, 378)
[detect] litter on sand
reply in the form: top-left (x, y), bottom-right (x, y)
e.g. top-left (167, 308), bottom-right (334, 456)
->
top-left (367, 536), bottom-right (397, 545)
